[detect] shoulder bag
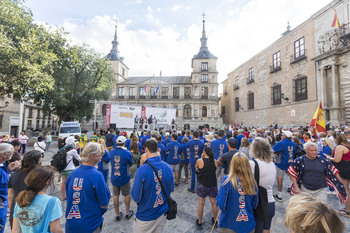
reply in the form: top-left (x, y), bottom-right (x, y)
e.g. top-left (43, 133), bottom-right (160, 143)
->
top-left (252, 159), bottom-right (269, 225)
top-left (38, 197), bottom-right (56, 233)
top-left (145, 161), bottom-right (177, 220)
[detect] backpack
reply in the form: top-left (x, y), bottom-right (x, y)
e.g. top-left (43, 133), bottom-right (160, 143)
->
top-left (294, 145), bottom-right (306, 159)
top-left (51, 147), bottom-right (73, 172)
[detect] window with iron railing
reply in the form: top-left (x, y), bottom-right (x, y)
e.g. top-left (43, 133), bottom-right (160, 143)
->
top-left (272, 85), bottom-right (281, 105)
top-left (247, 67), bottom-right (254, 83)
top-left (248, 92), bottom-right (254, 110)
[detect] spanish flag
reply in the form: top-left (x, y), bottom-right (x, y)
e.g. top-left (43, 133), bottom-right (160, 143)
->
top-left (310, 102), bottom-right (326, 137)
top-left (332, 9), bottom-right (342, 28)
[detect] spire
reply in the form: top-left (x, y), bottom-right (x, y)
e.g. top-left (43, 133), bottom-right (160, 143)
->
top-left (200, 13), bottom-right (207, 48)
top-left (107, 20), bottom-right (120, 60)
top-left (194, 13), bottom-right (216, 59)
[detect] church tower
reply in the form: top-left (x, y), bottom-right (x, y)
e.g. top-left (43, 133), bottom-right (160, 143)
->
top-left (107, 23), bottom-right (129, 87)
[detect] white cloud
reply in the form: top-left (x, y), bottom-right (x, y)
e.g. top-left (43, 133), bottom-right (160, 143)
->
top-left (147, 6), bottom-right (153, 12)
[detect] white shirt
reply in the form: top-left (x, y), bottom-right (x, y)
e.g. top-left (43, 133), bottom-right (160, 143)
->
top-left (64, 149), bottom-right (82, 171)
top-left (18, 134), bottom-right (28, 144)
top-left (34, 141), bottom-right (46, 153)
top-left (250, 159), bottom-right (277, 203)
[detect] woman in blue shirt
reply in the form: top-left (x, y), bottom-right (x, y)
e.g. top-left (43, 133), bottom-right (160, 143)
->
top-left (320, 138), bottom-right (334, 159)
top-left (217, 152), bottom-right (258, 233)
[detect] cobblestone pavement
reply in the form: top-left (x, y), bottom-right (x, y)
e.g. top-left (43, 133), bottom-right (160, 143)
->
top-left (5, 142), bottom-right (350, 233)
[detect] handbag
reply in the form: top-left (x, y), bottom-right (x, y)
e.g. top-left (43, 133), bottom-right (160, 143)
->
top-left (252, 159), bottom-right (269, 225)
top-left (145, 161), bottom-right (177, 220)
top-left (38, 197), bottom-right (56, 233)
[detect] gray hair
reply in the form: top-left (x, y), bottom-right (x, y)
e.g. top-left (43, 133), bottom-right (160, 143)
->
top-left (250, 137), bottom-right (274, 163)
top-left (0, 143), bottom-right (14, 154)
top-left (303, 141), bottom-right (317, 151)
top-left (80, 142), bottom-right (101, 163)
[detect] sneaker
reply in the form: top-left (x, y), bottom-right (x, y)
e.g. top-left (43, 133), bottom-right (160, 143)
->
top-left (196, 219), bottom-right (203, 230)
top-left (273, 194), bottom-right (283, 202)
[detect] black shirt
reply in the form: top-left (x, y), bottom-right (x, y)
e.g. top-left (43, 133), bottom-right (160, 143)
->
top-left (220, 150), bottom-right (238, 175)
top-left (105, 133), bottom-right (115, 147)
top-left (198, 158), bottom-right (217, 187)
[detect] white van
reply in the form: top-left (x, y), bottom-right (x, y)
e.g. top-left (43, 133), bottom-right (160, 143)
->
top-left (58, 122), bottom-right (81, 139)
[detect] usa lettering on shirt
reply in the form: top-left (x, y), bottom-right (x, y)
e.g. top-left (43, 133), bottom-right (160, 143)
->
top-left (236, 182), bottom-right (248, 222)
top-left (194, 145), bottom-right (199, 158)
top-left (67, 178), bottom-right (83, 219)
top-left (153, 170), bottom-right (164, 208)
top-left (174, 146), bottom-right (178, 159)
top-left (114, 156), bottom-right (121, 176)
top-left (219, 144), bottom-right (225, 157)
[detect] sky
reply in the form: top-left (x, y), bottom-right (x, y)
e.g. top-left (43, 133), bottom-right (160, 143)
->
top-left (24, 0), bottom-right (332, 86)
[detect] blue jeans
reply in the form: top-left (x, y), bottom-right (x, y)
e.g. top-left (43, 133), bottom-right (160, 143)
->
top-left (190, 163), bottom-right (196, 190)
top-left (46, 142), bottom-right (51, 151)
top-left (254, 202), bottom-right (275, 233)
top-left (19, 143), bottom-right (26, 154)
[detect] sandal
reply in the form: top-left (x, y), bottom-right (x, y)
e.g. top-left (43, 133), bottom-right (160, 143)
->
top-left (338, 209), bottom-right (350, 217)
top-left (125, 210), bottom-right (134, 220)
top-left (115, 212), bottom-right (123, 222)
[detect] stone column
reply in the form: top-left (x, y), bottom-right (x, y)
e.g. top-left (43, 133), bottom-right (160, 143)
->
top-left (321, 67), bottom-right (328, 108)
top-left (330, 64), bottom-right (340, 126)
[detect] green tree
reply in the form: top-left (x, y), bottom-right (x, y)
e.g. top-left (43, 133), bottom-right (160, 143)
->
top-left (35, 44), bottom-right (115, 123)
top-left (0, 0), bottom-right (59, 100)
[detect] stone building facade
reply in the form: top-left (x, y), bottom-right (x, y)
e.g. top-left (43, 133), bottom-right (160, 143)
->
top-left (91, 18), bottom-right (222, 130)
top-left (313, 0), bottom-right (350, 126)
top-left (221, 18), bottom-right (318, 127)
top-left (221, 0), bottom-right (350, 127)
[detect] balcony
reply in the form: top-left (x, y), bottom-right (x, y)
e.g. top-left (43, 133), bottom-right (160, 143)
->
top-left (173, 96), bottom-right (179, 99)
top-left (201, 96), bottom-right (208, 99)
top-left (139, 96), bottom-right (146, 99)
top-left (162, 96), bottom-right (168, 99)
top-left (129, 96), bottom-right (135, 99)
top-left (340, 22), bottom-right (350, 45)
top-left (270, 64), bottom-right (281, 73)
top-left (234, 86), bottom-right (239, 90)
top-left (150, 96), bottom-right (157, 99)
top-left (290, 49), bottom-right (307, 64)
top-left (246, 79), bottom-right (254, 84)
top-left (118, 96), bottom-right (124, 99)
top-left (184, 95), bottom-right (192, 99)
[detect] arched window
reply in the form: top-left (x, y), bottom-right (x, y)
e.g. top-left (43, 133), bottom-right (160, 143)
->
top-left (202, 106), bottom-right (207, 117)
top-left (173, 105), bottom-right (178, 117)
top-left (183, 104), bottom-right (191, 118)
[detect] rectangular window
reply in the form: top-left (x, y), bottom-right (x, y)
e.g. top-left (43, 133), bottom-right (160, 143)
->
top-left (162, 87), bottom-right (168, 99)
top-left (150, 87), bottom-right (157, 99)
top-left (139, 87), bottom-right (146, 99)
top-left (201, 87), bottom-right (208, 99)
top-left (248, 92), bottom-right (254, 110)
top-left (248, 67), bottom-right (254, 82)
top-left (234, 76), bottom-right (239, 89)
top-left (42, 120), bottom-right (45, 129)
top-left (27, 120), bottom-right (32, 129)
top-left (294, 37), bottom-right (305, 59)
top-left (0, 115), bottom-right (2, 129)
top-left (235, 98), bottom-right (240, 112)
top-left (184, 87), bottom-right (191, 99)
top-left (36, 120), bottom-right (40, 129)
top-left (221, 106), bottom-right (226, 115)
top-left (273, 51), bottom-right (281, 69)
top-left (129, 87), bottom-right (135, 99)
top-left (118, 87), bottom-right (125, 99)
top-left (272, 85), bottom-right (281, 105)
top-left (122, 68), bottom-right (125, 77)
top-left (295, 77), bottom-right (308, 101)
top-left (173, 87), bottom-right (180, 99)
top-left (37, 110), bottom-right (40, 118)
top-left (28, 108), bottom-right (33, 118)
top-left (201, 74), bottom-right (208, 83)
top-left (201, 62), bottom-right (208, 71)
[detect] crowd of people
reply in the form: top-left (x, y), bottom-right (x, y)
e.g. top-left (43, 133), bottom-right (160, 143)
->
top-left (0, 124), bottom-right (349, 232)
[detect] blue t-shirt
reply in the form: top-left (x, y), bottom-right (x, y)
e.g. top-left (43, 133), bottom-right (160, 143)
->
top-left (236, 135), bottom-right (245, 150)
top-left (0, 165), bottom-right (9, 208)
top-left (124, 139), bottom-right (131, 150)
top-left (166, 141), bottom-right (181, 165)
top-left (141, 135), bottom-right (151, 148)
top-left (177, 135), bottom-right (184, 144)
top-left (157, 142), bottom-right (166, 161)
top-left (66, 165), bottom-right (110, 233)
top-left (210, 138), bottom-right (229, 160)
top-left (319, 145), bottom-right (332, 159)
top-left (131, 156), bottom-right (174, 221)
top-left (97, 149), bottom-right (110, 173)
top-left (112, 135), bottom-right (120, 146)
top-left (109, 146), bottom-right (133, 187)
top-left (179, 143), bottom-right (190, 163)
top-left (161, 138), bottom-right (172, 147)
top-left (187, 139), bottom-right (205, 165)
top-left (14, 195), bottom-right (62, 232)
top-left (302, 156), bottom-right (327, 190)
top-left (199, 136), bottom-right (207, 144)
top-left (273, 139), bottom-right (297, 171)
top-left (217, 176), bottom-right (258, 233)
top-left (105, 133), bottom-right (115, 147)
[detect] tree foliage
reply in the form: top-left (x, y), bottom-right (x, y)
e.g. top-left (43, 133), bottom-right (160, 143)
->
top-left (0, 0), bottom-right (59, 100)
top-left (34, 45), bottom-right (115, 123)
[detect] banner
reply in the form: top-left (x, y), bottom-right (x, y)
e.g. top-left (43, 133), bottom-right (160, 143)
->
top-left (105, 104), bottom-right (111, 128)
top-left (110, 104), bottom-right (176, 129)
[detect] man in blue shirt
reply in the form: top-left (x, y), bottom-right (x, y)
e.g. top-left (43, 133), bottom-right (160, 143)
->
top-left (236, 129), bottom-right (245, 150)
top-left (179, 137), bottom-right (190, 184)
top-left (156, 134), bottom-right (166, 161)
top-left (210, 130), bottom-right (229, 180)
top-left (272, 130), bottom-right (297, 201)
top-left (166, 134), bottom-right (181, 186)
top-left (66, 142), bottom-right (110, 233)
top-left (141, 131), bottom-right (151, 149)
top-left (131, 139), bottom-right (174, 232)
top-left (177, 130), bottom-right (185, 144)
top-left (109, 136), bottom-right (134, 221)
top-left (112, 129), bottom-right (121, 146)
top-left (186, 131), bottom-right (205, 193)
top-left (162, 132), bottom-right (172, 147)
top-left (105, 129), bottom-right (115, 152)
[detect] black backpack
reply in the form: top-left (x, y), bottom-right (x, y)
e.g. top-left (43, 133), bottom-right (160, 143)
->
top-left (51, 147), bottom-right (73, 172)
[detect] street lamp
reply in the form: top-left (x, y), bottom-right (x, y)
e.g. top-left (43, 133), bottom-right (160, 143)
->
top-left (0, 101), bottom-right (9, 109)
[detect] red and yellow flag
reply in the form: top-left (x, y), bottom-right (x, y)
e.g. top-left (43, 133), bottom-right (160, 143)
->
top-left (332, 9), bottom-right (342, 28)
top-left (310, 102), bottom-right (326, 137)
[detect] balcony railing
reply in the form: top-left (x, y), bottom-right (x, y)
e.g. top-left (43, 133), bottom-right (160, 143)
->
top-left (139, 96), bottom-right (146, 99)
top-left (118, 96), bottom-right (124, 99)
top-left (234, 86), bottom-right (239, 90)
top-left (340, 22), bottom-right (350, 45)
top-left (246, 78), bottom-right (254, 84)
top-left (184, 95), bottom-right (192, 99)
top-left (290, 49), bottom-right (307, 64)
top-left (150, 96), bottom-right (157, 99)
top-left (173, 96), bottom-right (179, 99)
top-left (129, 96), bottom-right (135, 99)
top-left (162, 96), bottom-right (168, 99)
top-left (201, 96), bottom-right (208, 99)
